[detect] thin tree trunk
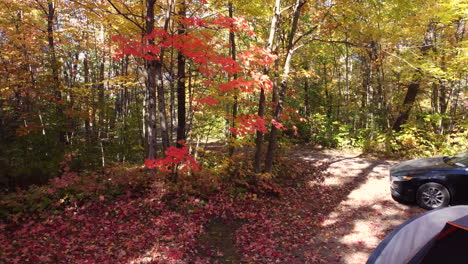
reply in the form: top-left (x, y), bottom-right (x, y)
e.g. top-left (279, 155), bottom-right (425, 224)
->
top-left (345, 32), bottom-right (350, 119)
top-left (83, 53), bottom-right (92, 138)
top-left (228, 1), bottom-right (238, 157)
top-left (304, 70), bottom-right (309, 116)
top-left (254, 0), bottom-right (281, 173)
top-left (156, 0), bottom-right (174, 152)
top-left (265, 0), bottom-right (306, 173)
top-left (46, 1), bottom-right (65, 144)
top-left (169, 48), bottom-right (176, 142)
top-left (98, 57), bottom-right (105, 128)
top-left (176, 0), bottom-right (187, 147)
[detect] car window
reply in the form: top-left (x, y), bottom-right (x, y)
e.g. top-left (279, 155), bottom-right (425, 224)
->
top-left (445, 152), bottom-right (468, 167)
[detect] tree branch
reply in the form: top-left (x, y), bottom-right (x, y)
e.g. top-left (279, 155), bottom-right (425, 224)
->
top-left (309, 38), bottom-right (369, 48)
top-left (106, 0), bottom-right (144, 32)
top-left (292, 3), bottom-right (334, 47)
top-left (382, 50), bottom-right (422, 72)
top-left (34, 0), bottom-right (49, 15)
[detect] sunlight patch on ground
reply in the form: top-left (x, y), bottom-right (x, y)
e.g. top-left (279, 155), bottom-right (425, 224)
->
top-left (346, 178), bottom-right (389, 203)
top-left (299, 151), bottom-right (425, 263)
top-left (321, 159), bottom-right (373, 186)
top-left (129, 243), bottom-right (179, 264)
top-left (321, 175), bottom-right (349, 186)
top-left (321, 211), bottom-right (341, 227)
top-left (343, 250), bottom-right (372, 264)
top-left (341, 220), bottom-right (380, 246)
top-left (340, 220), bottom-right (381, 264)
top-left (320, 162), bottom-right (402, 263)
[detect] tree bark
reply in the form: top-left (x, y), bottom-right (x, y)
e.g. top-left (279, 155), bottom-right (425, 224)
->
top-left (169, 48), bottom-right (176, 142)
top-left (176, 0), bottom-right (187, 147)
top-left (156, 0), bottom-right (174, 152)
top-left (254, 0), bottom-right (281, 173)
top-left (98, 56), bottom-right (105, 128)
top-left (83, 52), bottom-right (92, 139)
top-left (392, 80), bottom-right (419, 132)
top-left (265, 0), bottom-right (306, 173)
top-left (46, 1), bottom-right (65, 144)
top-left (145, 0), bottom-right (158, 159)
top-left (228, 1), bottom-right (238, 157)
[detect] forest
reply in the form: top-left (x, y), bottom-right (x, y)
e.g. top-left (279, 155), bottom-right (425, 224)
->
top-left (0, 0), bottom-right (466, 263)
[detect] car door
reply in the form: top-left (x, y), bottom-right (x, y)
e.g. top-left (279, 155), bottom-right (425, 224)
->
top-left (445, 167), bottom-right (468, 204)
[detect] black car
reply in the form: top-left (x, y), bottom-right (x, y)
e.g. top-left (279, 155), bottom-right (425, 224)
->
top-left (390, 152), bottom-right (468, 210)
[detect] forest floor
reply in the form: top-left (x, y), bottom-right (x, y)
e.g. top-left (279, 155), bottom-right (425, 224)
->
top-left (1, 148), bottom-right (426, 264)
top-left (196, 148), bottom-right (426, 263)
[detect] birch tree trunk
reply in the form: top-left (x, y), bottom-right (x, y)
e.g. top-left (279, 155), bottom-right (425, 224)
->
top-left (265, 0), bottom-right (307, 173)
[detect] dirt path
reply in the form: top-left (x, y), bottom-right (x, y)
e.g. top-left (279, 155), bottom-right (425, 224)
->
top-left (293, 149), bottom-right (425, 263)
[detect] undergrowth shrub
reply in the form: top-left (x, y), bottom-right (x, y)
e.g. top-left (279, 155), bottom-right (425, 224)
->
top-left (361, 121), bottom-right (467, 159)
top-left (0, 153), bottom-right (152, 224)
top-left (1, 145), bottom-right (333, 225)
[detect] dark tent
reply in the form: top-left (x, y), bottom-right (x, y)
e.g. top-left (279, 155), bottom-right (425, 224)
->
top-left (367, 205), bottom-right (468, 264)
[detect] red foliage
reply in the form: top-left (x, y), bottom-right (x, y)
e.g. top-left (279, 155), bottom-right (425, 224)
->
top-left (230, 114), bottom-right (267, 136)
top-left (181, 17), bottom-right (209, 27)
top-left (111, 34), bottom-right (162, 61)
top-left (238, 46), bottom-right (277, 68)
top-left (218, 78), bottom-right (255, 93)
top-left (15, 121), bottom-right (43, 136)
top-left (145, 142), bottom-right (199, 172)
top-left (251, 72), bottom-right (274, 91)
top-left (271, 119), bottom-right (286, 130)
top-left (191, 95), bottom-right (219, 106)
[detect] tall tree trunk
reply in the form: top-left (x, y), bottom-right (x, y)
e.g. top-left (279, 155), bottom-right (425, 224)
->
top-left (145, 0), bottom-right (158, 159)
top-left (169, 48), bottom-right (176, 142)
top-left (304, 77), bottom-right (310, 116)
top-left (344, 32), bottom-right (350, 122)
top-left (254, 0), bottom-right (281, 173)
top-left (156, 0), bottom-right (174, 152)
top-left (98, 57), bottom-right (105, 128)
top-left (323, 63), bottom-right (332, 119)
top-left (46, 1), bottom-right (65, 144)
top-left (83, 53), bottom-right (92, 139)
top-left (265, 0), bottom-right (306, 173)
top-left (228, 1), bottom-right (238, 157)
top-left (176, 0), bottom-right (187, 148)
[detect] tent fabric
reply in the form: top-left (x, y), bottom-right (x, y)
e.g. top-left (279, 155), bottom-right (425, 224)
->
top-left (408, 215), bottom-right (468, 264)
top-left (449, 214), bottom-right (468, 230)
top-left (367, 206), bottom-right (468, 264)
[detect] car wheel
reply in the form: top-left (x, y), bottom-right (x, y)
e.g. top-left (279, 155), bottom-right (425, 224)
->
top-left (416, 182), bottom-right (450, 210)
